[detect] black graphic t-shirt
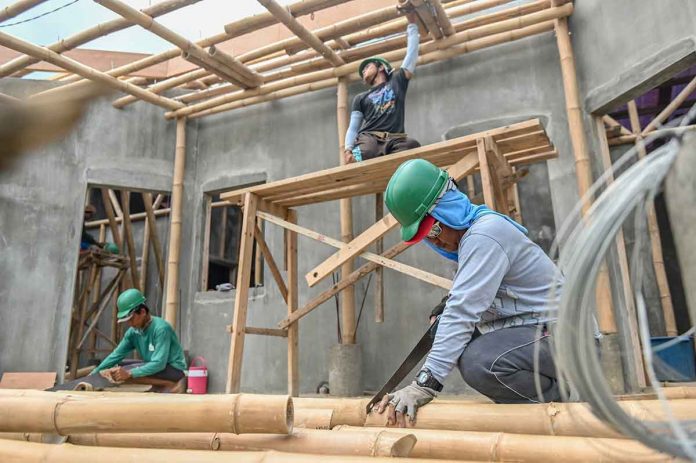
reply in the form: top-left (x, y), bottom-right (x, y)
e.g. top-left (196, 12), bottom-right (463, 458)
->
top-left (352, 68), bottom-right (410, 134)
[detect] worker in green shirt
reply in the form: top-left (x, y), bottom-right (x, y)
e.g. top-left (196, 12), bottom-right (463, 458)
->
top-left (91, 288), bottom-right (188, 392)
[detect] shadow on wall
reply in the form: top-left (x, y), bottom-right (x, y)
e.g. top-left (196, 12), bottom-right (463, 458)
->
top-left (442, 114), bottom-right (557, 253)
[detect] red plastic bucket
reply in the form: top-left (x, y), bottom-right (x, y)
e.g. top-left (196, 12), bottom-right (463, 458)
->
top-left (187, 356), bottom-right (208, 394)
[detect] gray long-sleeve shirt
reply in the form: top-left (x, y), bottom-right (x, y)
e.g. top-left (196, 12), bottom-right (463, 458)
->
top-left (424, 214), bottom-right (563, 383)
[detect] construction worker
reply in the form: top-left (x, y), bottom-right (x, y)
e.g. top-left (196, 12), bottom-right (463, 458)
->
top-left (81, 204), bottom-right (103, 250)
top-left (343, 11), bottom-right (421, 164)
top-left (91, 288), bottom-right (187, 392)
top-left (378, 159), bottom-right (563, 426)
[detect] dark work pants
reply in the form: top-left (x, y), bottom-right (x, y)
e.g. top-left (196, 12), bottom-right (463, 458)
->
top-left (352, 132), bottom-right (420, 161)
top-left (458, 325), bottom-right (560, 403)
top-left (120, 359), bottom-right (185, 382)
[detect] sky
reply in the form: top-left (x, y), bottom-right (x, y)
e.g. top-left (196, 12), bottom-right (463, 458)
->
top-left (0, 0), bottom-right (296, 54)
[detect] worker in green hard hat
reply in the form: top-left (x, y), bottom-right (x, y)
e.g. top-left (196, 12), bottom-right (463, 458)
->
top-left (343, 10), bottom-right (421, 165)
top-left (376, 159), bottom-right (564, 426)
top-left (90, 288), bottom-right (188, 392)
top-left (80, 204), bottom-right (117, 253)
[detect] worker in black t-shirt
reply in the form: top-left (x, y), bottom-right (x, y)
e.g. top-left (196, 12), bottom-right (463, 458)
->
top-left (343, 12), bottom-right (421, 164)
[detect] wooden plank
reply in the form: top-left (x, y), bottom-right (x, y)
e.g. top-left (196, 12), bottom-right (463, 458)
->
top-left (0, 372), bottom-right (56, 390)
top-left (253, 223), bottom-right (288, 303)
top-left (484, 137), bottom-right (510, 213)
top-left (286, 209), bottom-right (299, 397)
top-left (476, 138), bottom-right (496, 209)
top-left (260, 211), bottom-right (452, 290)
top-left (226, 325), bottom-right (288, 337)
top-left (225, 192), bottom-right (259, 394)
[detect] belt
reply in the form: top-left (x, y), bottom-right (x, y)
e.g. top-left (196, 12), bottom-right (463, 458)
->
top-left (365, 131), bottom-right (408, 139)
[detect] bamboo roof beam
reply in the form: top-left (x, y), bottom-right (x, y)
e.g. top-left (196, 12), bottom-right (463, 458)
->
top-left (171, 0), bottom-right (550, 110)
top-left (0, 0), bottom-right (201, 78)
top-left (257, 0), bottom-right (345, 67)
top-left (0, 0), bottom-right (49, 23)
top-left (113, 68), bottom-right (209, 109)
top-left (641, 75), bottom-right (696, 136)
top-left (0, 31), bottom-right (184, 111)
top-left (173, 6), bottom-right (567, 119)
top-left (93, 0), bottom-right (262, 89)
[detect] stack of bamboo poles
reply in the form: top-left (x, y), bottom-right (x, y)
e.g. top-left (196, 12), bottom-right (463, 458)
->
top-left (0, 389), bottom-right (691, 461)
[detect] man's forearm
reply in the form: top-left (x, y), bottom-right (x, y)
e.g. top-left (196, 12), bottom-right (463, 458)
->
top-left (344, 111), bottom-right (363, 150)
top-left (402, 23), bottom-right (419, 74)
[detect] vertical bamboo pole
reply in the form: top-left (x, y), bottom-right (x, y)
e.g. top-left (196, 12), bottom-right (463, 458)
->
top-left (200, 195), bottom-right (212, 291)
top-left (255, 218), bottom-right (264, 286)
top-left (121, 190), bottom-right (141, 291)
top-left (476, 138), bottom-right (495, 209)
top-left (627, 100), bottom-right (677, 336)
top-left (139, 215), bottom-right (150, 292)
top-left (286, 209), bottom-right (299, 396)
top-left (337, 77), bottom-right (356, 344)
top-left (553, 14), bottom-right (618, 335)
top-left (374, 193), bottom-right (384, 324)
top-left (164, 118), bottom-right (187, 328)
top-left (88, 225), bottom-right (106, 361)
top-left (226, 192), bottom-right (259, 393)
top-left (142, 192), bottom-right (166, 287)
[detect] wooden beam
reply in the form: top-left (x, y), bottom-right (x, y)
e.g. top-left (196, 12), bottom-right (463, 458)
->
top-left (253, 223), bottom-right (288, 303)
top-left (431, 0), bottom-right (455, 36)
top-left (286, 209), bottom-right (299, 396)
top-left (121, 190), bottom-right (141, 291)
top-left (0, 0), bottom-right (200, 78)
top-left (476, 138), bottom-right (496, 209)
top-left (225, 193), bottom-right (259, 393)
top-left (641, 76), bottom-right (696, 136)
top-left (257, 0), bottom-right (345, 67)
top-left (374, 193), bottom-right (385, 323)
top-left (142, 192), bottom-right (165, 287)
top-left (200, 195), bottom-right (212, 291)
top-left (93, 0), bottom-right (261, 89)
top-left (139, 214), bottom-right (150, 293)
top-left (602, 114), bottom-right (631, 137)
top-left (304, 151), bottom-right (480, 287)
top-left (108, 189), bottom-right (124, 218)
top-left (0, 0), bottom-right (49, 22)
top-left (227, 325), bottom-right (288, 337)
top-left (259, 211), bottom-right (452, 290)
top-left (484, 136), bottom-right (511, 213)
top-left (627, 101), bottom-right (677, 336)
top-left (164, 118), bottom-right (187, 328)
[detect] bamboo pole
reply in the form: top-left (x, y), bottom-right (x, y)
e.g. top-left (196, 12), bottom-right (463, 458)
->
top-left (113, 69), bottom-right (208, 109)
top-left (139, 217), bottom-right (150, 292)
top-left (0, 0), bottom-right (48, 22)
top-left (0, 0), bottom-right (200, 78)
top-left (88, 224), bottom-right (107, 361)
top-left (164, 118), bottom-right (186, 328)
top-left (335, 426), bottom-right (673, 462)
top-left (294, 397), bottom-right (370, 428)
top-left (374, 192), bottom-right (384, 323)
top-left (627, 100), bottom-right (677, 336)
top-left (86, 206), bottom-right (170, 228)
top-left (337, 77), bottom-right (357, 343)
top-left (295, 408), bottom-right (334, 429)
top-left (120, 190), bottom-right (141, 291)
top-left (0, 393), bottom-right (292, 434)
top-left (642, 76), bottom-right (696, 136)
top-left (365, 399), bottom-right (696, 438)
top-left (225, 192), bottom-right (259, 393)
top-left (142, 192), bottom-right (165, 287)
top-left (603, 114), bottom-right (632, 136)
top-left (93, 0), bottom-right (260, 89)
top-left (67, 429), bottom-right (418, 458)
top-left (286, 209), bottom-right (300, 396)
top-left (0, 32), bottom-right (182, 110)
top-left (258, 0), bottom-right (345, 67)
top-left (0, 440), bottom-right (457, 463)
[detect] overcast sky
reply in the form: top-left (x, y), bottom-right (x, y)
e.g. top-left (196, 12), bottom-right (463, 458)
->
top-left (0, 0), bottom-right (296, 54)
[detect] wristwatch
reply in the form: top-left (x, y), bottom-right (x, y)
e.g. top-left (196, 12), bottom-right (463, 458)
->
top-left (415, 368), bottom-right (443, 392)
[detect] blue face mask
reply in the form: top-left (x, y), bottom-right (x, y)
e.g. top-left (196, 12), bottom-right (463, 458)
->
top-left (423, 185), bottom-right (527, 261)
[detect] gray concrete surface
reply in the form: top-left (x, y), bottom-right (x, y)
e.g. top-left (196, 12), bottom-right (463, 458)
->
top-left (0, 0), bottom-right (692, 394)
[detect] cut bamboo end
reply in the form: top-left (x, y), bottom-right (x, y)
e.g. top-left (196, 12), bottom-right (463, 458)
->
top-left (294, 397), bottom-right (370, 427)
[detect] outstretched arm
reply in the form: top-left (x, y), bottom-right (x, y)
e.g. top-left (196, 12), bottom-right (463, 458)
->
top-left (343, 96), bottom-right (364, 163)
top-left (401, 13), bottom-right (420, 80)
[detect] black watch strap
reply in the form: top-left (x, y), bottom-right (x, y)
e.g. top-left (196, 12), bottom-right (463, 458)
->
top-left (416, 368), bottom-right (443, 392)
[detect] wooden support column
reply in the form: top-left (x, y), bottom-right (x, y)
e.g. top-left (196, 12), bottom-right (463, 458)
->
top-left (225, 192), bottom-right (259, 393)
top-left (553, 13), bottom-right (617, 334)
top-left (286, 210), bottom-right (299, 396)
top-left (337, 77), bottom-right (356, 344)
top-left (164, 118), bottom-right (186, 328)
top-left (139, 217), bottom-right (150, 292)
top-left (121, 190), bottom-right (141, 291)
top-left (374, 193), bottom-right (384, 323)
top-left (627, 100), bottom-right (677, 336)
top-left (88, 224), bottom-right (106, 361)
top-left (254, 224), bottom-right (288, 303)
top-left (142, 192), bottom-right (165, 287)
top-left (476, 138), bottom-right (496, 209)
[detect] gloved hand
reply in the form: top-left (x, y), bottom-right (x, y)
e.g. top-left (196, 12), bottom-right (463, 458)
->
top-left (377, 381), bottom-right (437, 427)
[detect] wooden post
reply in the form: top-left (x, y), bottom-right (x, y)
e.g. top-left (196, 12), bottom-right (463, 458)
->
top-left (139, 216), bottom-right (150, 292)
top-left (142, 192), bottom-right (165, 287)
top-left (337, 77), bottom-right (356, 344)
top-left (627, 100), bottom-right (677, 336)
top-left (200, 195), bottom-right (212, 291)
top-left (254, 224), bottom-right (288, 303)
top-left (509, 167), bottom-right (523, 222)
top-left (374, 193), bottom-right (384, 323)
top-left (553, 13), bottom-right (618, 334)
top-left (476, 138), bottom-right (496, 209)
top-left (225, 192), bottom-right (259, 393)
top-left (120, 190), bottom-right (141, 291)
top-left (164, 118), bottom-right (186, 328)
top-left (286, 209), bottom-right (299, 397)
top-left (88, 224), bottom-right (106, 361)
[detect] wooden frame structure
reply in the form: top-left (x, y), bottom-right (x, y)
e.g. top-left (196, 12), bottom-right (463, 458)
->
top-left (219, 118), bottom-right (556, 393)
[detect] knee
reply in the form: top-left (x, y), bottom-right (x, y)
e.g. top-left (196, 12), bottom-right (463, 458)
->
top-left (405, 138), bottom-right (421, 149)
top-left (458, 349), bottom-right (495, 391)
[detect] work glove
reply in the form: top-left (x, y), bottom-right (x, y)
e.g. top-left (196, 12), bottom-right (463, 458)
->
top-left (377, 381), bottom-right (437, 426)
top-left (430, 295), bottom-right (449, 321)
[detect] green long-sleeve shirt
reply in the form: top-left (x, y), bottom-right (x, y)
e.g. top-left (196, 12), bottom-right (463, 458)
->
top-left (92, 316), bottom-right (187, 378)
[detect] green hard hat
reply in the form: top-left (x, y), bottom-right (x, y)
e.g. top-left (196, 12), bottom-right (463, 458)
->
top-left (358, 57), bottom-right (393, 78)
top-left (104, 242), bottom-right (119, 254)
top-left (385, 159), bottom-right (449, 242)
top-left (116, 288), bottom-right (146, 321)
